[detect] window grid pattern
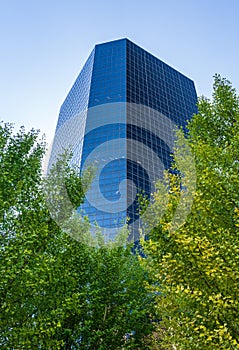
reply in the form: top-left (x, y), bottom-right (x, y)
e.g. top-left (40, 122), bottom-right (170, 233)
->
top-left (126, 40), bottom-right (198, 228)
top-left (56, 49), bottom-right (95, 131)
top-left (48, 49), bottom-right (95, 169)
top-left (80, 39), bottom-right (127, 228)
top-left (51, 38), bottom-right (197, 236)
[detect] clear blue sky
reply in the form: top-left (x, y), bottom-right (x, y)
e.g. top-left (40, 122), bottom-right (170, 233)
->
top-left (0, 0), bottom-right (238, 144)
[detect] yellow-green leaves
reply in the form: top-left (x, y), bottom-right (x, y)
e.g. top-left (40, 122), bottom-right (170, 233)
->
top-left (142, 76), bottom-right (239, 349)
top-left (0, 123), bottom-right (153, 349)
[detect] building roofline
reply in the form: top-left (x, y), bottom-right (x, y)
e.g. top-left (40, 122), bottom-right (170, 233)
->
top-left (94, 38), bottom-right (195, 84)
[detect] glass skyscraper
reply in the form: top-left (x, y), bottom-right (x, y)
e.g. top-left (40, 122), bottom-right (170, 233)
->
top-left (49, 38), bottom-right (197, 241)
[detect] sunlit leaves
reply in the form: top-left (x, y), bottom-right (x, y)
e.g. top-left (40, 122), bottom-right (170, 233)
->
top-left (142, 75), bottom-right (239, 349)
top-left (0, 123), bottom-right (153, 349)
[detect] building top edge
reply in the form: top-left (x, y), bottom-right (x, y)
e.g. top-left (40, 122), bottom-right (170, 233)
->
top-left (94, 38), bottom-right (195, 84)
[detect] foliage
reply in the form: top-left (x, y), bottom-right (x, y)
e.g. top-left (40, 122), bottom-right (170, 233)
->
top-left (141, 75), bottom-right (239, 349)
top-left (0, 123), bottom-right (154, 349)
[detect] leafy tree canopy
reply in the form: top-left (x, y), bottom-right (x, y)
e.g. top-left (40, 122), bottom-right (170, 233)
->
top-left (141, 75), bottom-right (239, 349)
top-left (0, 123), bottom-right (154, 349)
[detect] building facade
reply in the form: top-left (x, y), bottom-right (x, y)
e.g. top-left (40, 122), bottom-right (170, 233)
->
top-left (49, 38), bottom-right (197, 241)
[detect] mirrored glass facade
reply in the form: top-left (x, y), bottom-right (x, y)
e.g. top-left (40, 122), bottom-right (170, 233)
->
top-left (50, 38), bottom-right (197, 240)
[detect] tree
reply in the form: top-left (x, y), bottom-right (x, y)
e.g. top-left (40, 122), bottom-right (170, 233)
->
top-left (141, 75), bottom-right (239, 349)
top-left (0, 123), bottom-right (154, 349)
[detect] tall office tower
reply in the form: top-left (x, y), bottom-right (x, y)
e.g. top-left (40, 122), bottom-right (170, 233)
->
top-left (49, 38), bottom-right (197, 241)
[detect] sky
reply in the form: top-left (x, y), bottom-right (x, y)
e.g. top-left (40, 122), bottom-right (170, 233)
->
top-left (0, 0), bottom-right (239, 145)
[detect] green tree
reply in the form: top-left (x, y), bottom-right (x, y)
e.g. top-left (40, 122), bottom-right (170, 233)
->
top-left (0, 123), bottom-right (154, 349)
top-left (141, 75), bottom-right (239, 349)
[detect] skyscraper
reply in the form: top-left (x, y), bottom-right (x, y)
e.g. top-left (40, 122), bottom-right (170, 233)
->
top-left (49, 38), bottom-right (197, 241)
